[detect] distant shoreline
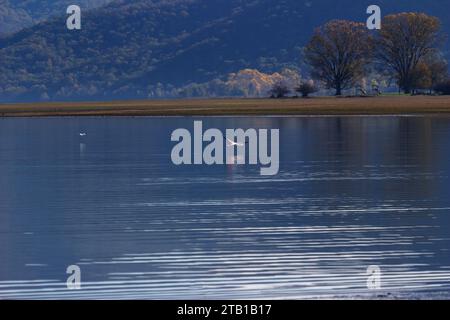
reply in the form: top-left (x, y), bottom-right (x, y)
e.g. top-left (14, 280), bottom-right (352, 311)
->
top-left (1, 96), bottom-right (450, 117)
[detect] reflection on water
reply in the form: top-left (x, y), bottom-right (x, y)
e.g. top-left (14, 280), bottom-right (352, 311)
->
top-left (0, 116), bottom-right (450, 299)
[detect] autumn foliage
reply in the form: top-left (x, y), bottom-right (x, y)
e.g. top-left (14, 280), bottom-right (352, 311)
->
top-left (304, 20), bottom-right (373, 96)
top-left (305, 13), bottom-right (449, 95)
top-left (376, 13), bottom-right (443, 93)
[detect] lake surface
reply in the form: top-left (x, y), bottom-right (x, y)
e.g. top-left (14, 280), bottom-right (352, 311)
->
top-left (1, 116), bottom-right (450, 299)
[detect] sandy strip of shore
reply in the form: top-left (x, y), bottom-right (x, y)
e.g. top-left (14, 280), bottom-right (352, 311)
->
top-left (1, 96), bottom-right (450, 117)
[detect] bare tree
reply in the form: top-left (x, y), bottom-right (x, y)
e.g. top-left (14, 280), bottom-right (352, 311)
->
top-left (375, 13), bottom-right (443, 94)
top-left (269, 81), bottom-right (290, 98)
top-left (295, 80), bottom-right (318, 98)
top-left (304, 20), bottom-right (372, 96)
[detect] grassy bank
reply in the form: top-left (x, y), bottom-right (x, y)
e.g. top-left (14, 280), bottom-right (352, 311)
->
top-left (1, 96), bottom-right (450, 117)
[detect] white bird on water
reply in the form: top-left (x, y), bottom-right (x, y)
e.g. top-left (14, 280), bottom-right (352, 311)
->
top-left (79, 133), bottom-right (87, 137)
top-left (224, 137), bottom-right (246, 147)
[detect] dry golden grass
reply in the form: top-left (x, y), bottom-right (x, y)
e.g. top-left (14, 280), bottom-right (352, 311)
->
top-left (1, 96), bottom-right (450, 117)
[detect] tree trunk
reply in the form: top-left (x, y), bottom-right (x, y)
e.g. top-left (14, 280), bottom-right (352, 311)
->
top-left (335, 86), bottom-right (342, 96)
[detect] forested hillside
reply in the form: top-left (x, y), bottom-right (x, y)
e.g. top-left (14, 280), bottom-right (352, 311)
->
top-left (0, 0), bottom-right (112, 35)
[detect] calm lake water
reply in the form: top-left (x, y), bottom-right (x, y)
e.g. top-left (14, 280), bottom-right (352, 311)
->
top-left (1, 116), bottom-right (450, 299)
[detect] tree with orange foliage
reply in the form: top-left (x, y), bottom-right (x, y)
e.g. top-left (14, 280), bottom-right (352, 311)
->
top-left (304, 20), bottom-right (373, 96)
top-left (375, 13), bottom-right (443, 94)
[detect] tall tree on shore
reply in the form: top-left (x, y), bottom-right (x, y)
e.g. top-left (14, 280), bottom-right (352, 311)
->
top-left (304, 20), bottom-right (372, 96)
top-left (375, 13), bottom-right (443, 94)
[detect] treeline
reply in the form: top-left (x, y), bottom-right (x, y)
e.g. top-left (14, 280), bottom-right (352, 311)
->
top-left (302, 13), bottom-right (450, 96)
top-left (165, 12), bottom-right (450, 99)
